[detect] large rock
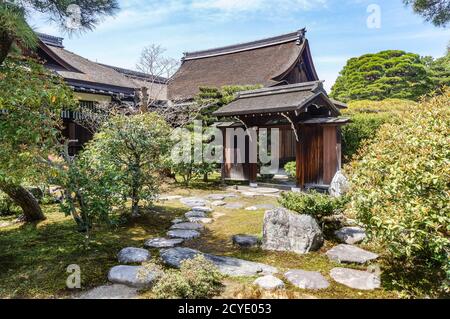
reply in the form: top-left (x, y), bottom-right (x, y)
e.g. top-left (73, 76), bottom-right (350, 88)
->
top-left (335, 227), bottom-right (366, 245)
top-left (144, 237), bottom-right (184, 248)
top-left (167, 229), bottom-right (201, 240)
top-left (170, 222), bottom-right (204, 231)
top-left (262, 208), bottom-right (323, 254)
top-left (284, 270), bottom-right (330, 290)
top-left (253, 275), bottom-right (285, 290)
top-left (326, 244), bottom-right (378, 264)
top-left (330, 268), bottom-right (381, 290)
top-left (185, 211), bottom-right (206, 218)
top-left (117, 247), bottom-right (151, 264)
top-left (329, 171), bottom-right (349, 197)
top-left (76, 284), bottom-right (139, 299)
top-left (108, 266), bottom-right (159, 288)
top-left (180, 197), bottom-right (208, 207)
top-left (160, 247), bottom-right (278, 277)
top-left (232, 235), bottom-right (259, 248)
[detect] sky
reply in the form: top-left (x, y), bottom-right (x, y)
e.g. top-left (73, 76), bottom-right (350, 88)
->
top-left (28, 0), bottom-right (450, 92)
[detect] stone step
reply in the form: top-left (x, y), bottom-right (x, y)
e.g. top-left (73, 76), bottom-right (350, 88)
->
top-left (326, 244), bottom-right (378, 264)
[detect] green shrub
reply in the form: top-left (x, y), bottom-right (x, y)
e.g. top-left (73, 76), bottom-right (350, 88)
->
top-left (0, 191), bottom-right (20, 216)
top-left (153, 255), bottom-right (223, 299)
top-left (284, 161), bottom-right (296, 178)
top-left (345, 91), bottom-right (450, 296)
top-left (341, 99), bottom-right (415, 161)
top-left (279, 191), bottom-right (344, 220)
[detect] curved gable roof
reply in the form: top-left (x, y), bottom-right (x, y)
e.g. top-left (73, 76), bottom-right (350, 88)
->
top-left (168, 29), bottom-right (319, 101)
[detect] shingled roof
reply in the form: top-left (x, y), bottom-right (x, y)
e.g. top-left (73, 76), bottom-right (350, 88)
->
top-left (168, 29), bottom-right (319, 101)
top-left (213, 81), bottom-right (340, 117)
top-left (37, 33), bottom-right (138, 96)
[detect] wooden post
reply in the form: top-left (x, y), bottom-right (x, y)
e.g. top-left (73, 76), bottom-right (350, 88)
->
top-left (296, 125), bottom-right (304, 189)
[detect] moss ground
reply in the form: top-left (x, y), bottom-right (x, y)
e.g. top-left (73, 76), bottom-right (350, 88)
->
top-left (0, 182), bottom-right (399, 299)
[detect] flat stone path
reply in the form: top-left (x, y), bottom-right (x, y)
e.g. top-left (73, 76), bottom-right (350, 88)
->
top-left (326, 244), bottom-right (378, 264)
top-left (76, 284), bottom-right (139, 299)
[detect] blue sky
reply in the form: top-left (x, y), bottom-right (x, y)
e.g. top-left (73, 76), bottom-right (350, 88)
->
top-left (28, 0), bottom-right (450, 92)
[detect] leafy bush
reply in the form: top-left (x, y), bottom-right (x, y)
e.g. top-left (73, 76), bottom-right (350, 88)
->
top-left (85, 113), bottom-right (171, 217)
top-left (341, 99), bottom-right (415, 161)
top-left (345, 91), bottom-right (450, 296)
top-left (279, 191), bottom-right (345, 220)
top-left (0, 191), bottom-right (20, 216)
top-left (153, 255), bottom-right (223, 299)
top-left (284, 161), bottom-right (296, 178)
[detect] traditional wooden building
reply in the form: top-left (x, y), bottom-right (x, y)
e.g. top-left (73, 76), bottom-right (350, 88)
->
top-left (169, 29), bottom-right (348, 189)
top-left (36, 33), bottom-right (167, 154)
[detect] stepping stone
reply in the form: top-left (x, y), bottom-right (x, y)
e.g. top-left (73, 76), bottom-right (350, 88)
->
top-left (232, 235), bottom-right (259, 248)
top-left (284, 270), bottom-right (330, 290)
top-left (144, 237), bottom-right (184, 248)
top-left (326, 244), bottom-right (378, 264)
top-left (117, 247), bottom-right (151, 264)
top-left (171, 218), bottom-right (185, 224)
top-left (160, 247), bottom-right (278, 277)
top-left (185, 211), bottom-right (206, 218)
top-left (223, 203), bottom-right (244, 210)
top-left (167, 229), bottom-right (201, 240)
top-left (335, 227), bottom-right (366, 245)
top-left (159, 195), bottom-right (183, 201)
top-left (192, 206), bottom-right (213, 213)
top-left (76, 284), bottom-right (139, 299)
top-left (245, 206), bottom-right (258, 211)
top-left (180, 197), bottom-right (208, 207)
top-left (253, 275), bottom-right (285, 290)
top-left (108, 266), bottom-right (159, 288)
top-left (211, 200), bottom-right (226, 206)
top-left (170, 222), bottom-right (204, 231)
top-left (206, 194), bottom-right (226, 200)
top-left (222, 193), bottom-right (239, 198)
top-left (188, 217), bottom-right (213, 224)
top-left (330, 268), bottom-right (381, 290)
top-left (255, 188), bottom-right (280, 194)
top-left (241, 191), bottom-right (262, 197)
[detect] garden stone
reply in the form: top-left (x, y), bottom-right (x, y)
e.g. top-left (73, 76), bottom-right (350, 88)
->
top-left (232, 235), bottom-right (259, 248)
top-left (192, 206), bottom-right (213, 213)
top-left (326, 244), bottom-right (378, 264)
top-left (211, 200), bottom-right (226, 206)
top-left (160, 247), bottom-right (278, 277)
top-left (253, 275), bottom-right (285, 290)
top-left (329, 171), bottom-right (349, 197)
top-left (76, 284), bottom-right (139, 299)
top-left (171, 218), bottom-right (185, 224)
top-left (241, 191), bottom-right (262, 197)
top-left (284, 270), bottom-right (330, 290)
top-left (117, 247), bottom-right (151, 264)
top-left (185, 211), bottom-right (206, 218)
top-left (255, 188), bottom-right (280, 194)
top-left (144, 237), bottom-right (184, 248)
top-left (206, 194), bottom-right (226, 200)
top-left (180, 197), bottom-right (208, 207)
top-left (108, 265), bottom-right (159, 288)
top-left (330, 268), bottom-right (381, 290)
top-left (167, 229), bottom-right (201, 240)
top-left (188, 217), bottom-right (213, 224)
top-left (170, 222), bottom-right (204, 231)
top-left (245, 206), bottom-right (258, 211)
top-left (335, 227), bottom-right (366, 245)
top-left (246, 204), bottom-right (276, 211)
top-left (224, 203), bottom-right (244, 210)
top-left (262, 208), bottom-right (323, 254)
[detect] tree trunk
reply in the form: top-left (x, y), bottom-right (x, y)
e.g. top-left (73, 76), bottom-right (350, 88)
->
top-left (0, 182), bottom-right (46, 222)
top-left (0, 32), bottom-right (13, 65)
